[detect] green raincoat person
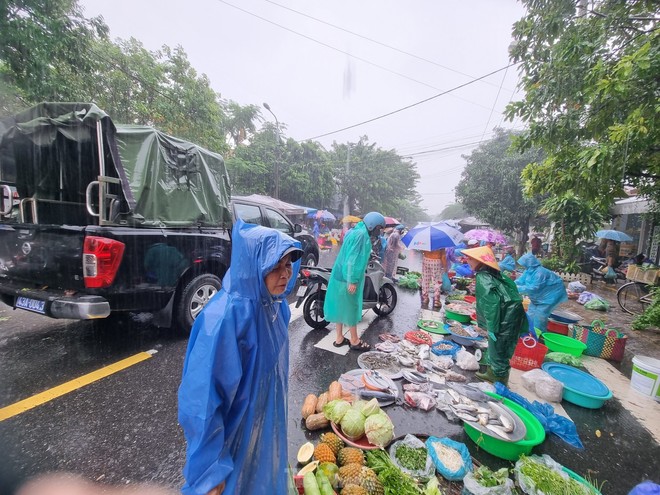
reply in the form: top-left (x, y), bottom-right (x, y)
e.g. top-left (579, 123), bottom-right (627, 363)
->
top-left (462, 245), bottom-right (528, 385)
top-left (323, 212), bottom-right (386, 351)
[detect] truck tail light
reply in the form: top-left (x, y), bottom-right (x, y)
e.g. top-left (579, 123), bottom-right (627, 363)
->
top-left (83, 236), bottom-right (125, 288)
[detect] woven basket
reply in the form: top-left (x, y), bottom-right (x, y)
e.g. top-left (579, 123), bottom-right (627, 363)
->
top-left (510, 336), bottom-right (548, 371)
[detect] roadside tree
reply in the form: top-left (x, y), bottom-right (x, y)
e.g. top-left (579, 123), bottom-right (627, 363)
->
top-left (507, 0), bottom-right (659, 208)
top-left (455, 128), bottom-right (544, 254)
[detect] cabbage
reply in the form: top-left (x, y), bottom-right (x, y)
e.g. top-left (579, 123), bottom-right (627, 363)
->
top-left (350, 399), bottom-right (368, 412)
top-left (364, 411), bottom-right (394, 448)
top-left (340, 408), bottom-right (366, 439)
top-left (323, 399), bottom-right (351, 424)
top-left (361, 398), bottom-right (381, 417)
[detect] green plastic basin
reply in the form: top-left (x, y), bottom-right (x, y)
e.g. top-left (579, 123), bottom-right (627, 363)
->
top-left (463, 392), bottom-right (546, 461)
top-left (445, 309), bottom-right (472, 323)
top-left (542, 333), bottom-right (587, 357)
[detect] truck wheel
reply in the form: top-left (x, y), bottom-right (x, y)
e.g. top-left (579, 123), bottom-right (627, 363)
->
top-left (303, 290), bottom-right (328, 329)
top-left (176, 274), bottom-right (222, 332)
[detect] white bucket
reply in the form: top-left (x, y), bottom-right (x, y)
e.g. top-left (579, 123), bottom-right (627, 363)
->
top-left (631, 355), bottom-right (660, 402)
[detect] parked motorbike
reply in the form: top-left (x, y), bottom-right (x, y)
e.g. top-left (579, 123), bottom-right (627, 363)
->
top-left (589, 256), bottom-right (627, 282)
top-left (295, 253), bottom-right (397, 329)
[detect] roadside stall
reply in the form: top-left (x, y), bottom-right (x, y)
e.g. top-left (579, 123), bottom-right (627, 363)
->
top-left (289, 292), bottom-right (610, 495)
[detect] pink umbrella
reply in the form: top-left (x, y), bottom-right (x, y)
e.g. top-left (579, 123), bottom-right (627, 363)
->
top-left (384, 216), bottom-right (401, 226)
top-left (464, 228), bottom-right (507, 244)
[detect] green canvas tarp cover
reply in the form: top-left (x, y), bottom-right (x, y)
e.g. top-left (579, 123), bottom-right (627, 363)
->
top-left (0, 102), bottom-right (232, 227)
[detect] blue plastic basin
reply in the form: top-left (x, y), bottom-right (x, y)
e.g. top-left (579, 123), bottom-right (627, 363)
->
top-left (542, 362), bottom-right (612, 409)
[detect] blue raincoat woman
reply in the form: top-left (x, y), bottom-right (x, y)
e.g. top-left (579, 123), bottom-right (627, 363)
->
top-left (178, 220), bottom-right (302, 495)
top-left (516, 253), bottom-right (568, 332)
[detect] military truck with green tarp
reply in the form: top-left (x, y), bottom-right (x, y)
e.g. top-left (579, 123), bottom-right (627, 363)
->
top-left (0, 102), bottom-right (233, 331)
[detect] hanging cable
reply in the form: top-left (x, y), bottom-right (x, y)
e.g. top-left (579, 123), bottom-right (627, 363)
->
top-left (305, 63), bottom-right (516, 140)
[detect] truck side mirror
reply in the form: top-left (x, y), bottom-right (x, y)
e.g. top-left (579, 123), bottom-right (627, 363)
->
top-left (294, 223), bottom-right (302, 233)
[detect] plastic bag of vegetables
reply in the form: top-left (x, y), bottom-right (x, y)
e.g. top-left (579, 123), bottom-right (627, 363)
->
top-left (514, 455), bottom-right (595, 495)
top-left (463, 466), bottom-right (515, 495)
top-left (425, 436), bottom-right (473, 481)
top-left (388, 434), bottom-right (435, 481)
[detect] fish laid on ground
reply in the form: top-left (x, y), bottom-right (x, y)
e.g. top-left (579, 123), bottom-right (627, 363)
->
top-left (397, 354), bottom-right (415, 367)
top-left (402, 370), bottom-right (429, 384)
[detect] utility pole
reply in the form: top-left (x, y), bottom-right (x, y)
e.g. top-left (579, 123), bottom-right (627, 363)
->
top-left (263, 102), bottom-right (281, 199)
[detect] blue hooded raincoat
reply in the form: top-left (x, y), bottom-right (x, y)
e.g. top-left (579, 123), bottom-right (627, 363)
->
top-left (178, 220), bottom-right (301, 495)
top-left (516, 253), bottom-right (568, 332)
top-left (323, 221), bottom-right (372, 326)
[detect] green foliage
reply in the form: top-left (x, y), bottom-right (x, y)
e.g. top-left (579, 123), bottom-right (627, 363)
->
top-left (329, 138), bottom-right (422, 223)
top-left (436, 203), bottom-right (466, 221)
top-left (541, 192), bottom-right (606, 262)
top-left (632, 286), bottom-right (660, 331)
top-left (541, 256), bottom-right (579, 274)
top-left (0, 0), bottom-right (425, 219)
top-left (508, 0), bottom-right (660, 207)
top-left (455, 128), bottom-right (544, 250)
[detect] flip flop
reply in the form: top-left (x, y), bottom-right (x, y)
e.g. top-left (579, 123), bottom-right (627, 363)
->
top-left (349, 340), bottom-right (371, 352)
top-left (333, 337), bottom-right (350, 347)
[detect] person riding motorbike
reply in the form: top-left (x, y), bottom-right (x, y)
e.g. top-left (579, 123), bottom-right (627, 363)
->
top-left (323, 211), bottom-right (386, 351)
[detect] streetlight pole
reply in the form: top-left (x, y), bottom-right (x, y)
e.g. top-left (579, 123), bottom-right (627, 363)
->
top-left (263, 102), bottom-right (281, 199)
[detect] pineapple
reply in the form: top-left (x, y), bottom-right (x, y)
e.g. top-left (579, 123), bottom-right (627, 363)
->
top-left (313, 442), bottom-right (336, 464)
top-left (320, 432), bottom-right (344, 455)
top-left (338, 463), bottom-right (363, 486)
top-left (337, 447), bottom-right (365, 466)
top-left (341, 484), bottom-right (368, 495)
top-left (360, 466), bottom-right (384, 495)
top-left (338, 465), bottom-right (384, 495)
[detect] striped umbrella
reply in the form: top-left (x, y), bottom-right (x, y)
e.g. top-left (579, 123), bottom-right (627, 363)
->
top-left (401, 223), bottom-right (463, 251)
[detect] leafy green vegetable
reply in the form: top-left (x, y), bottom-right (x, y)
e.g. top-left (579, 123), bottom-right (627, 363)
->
top-left (395, 444), bottom-right (427, 471)
top-left (472, 465), bottom-right (509, 488)
top-left (365, 449), bottom-right (424, 495)
top-left (518, 456), bottom-right (591, 494)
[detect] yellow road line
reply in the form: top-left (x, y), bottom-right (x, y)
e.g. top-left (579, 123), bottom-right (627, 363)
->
top-left (0, 351), bottom-right (155, 422)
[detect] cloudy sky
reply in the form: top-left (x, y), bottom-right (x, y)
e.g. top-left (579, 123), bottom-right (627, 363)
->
top-left (80, 0), bottom-right (526, 216)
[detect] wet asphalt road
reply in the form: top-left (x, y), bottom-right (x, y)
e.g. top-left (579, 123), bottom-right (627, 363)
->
top-left (0, 247), bottom-right (658, 494)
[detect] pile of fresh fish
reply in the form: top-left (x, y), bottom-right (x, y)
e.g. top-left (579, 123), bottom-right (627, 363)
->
top-left (436, 387), bottom-right (524, 441)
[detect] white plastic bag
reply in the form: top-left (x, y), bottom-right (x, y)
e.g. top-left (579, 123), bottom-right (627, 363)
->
top-left (521, 368), bottom-right (564, 403)
top-left (567, 281), bottom-right (586, 293)
top-left (463, 468), bottom-right (515, 495)
top-left (456, 347), bottom-right (480, 371)
top-left (430, 354), bottom-right (454, 370)
top-left (388, 434), bottom-right (436, 481)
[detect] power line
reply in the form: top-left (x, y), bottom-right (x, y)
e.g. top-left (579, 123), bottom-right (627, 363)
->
top-left (305, 63), bottom-right (517, 140)
top-left (480, 64), bottom-right (509, 141)
top-left (264, 0), bottom-right (514, 93)
top-left (216, 0), bottom-right (492, 111)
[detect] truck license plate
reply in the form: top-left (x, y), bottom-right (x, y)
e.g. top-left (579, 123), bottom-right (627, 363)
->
top-left (296, 285), bottom-right (307, 297)
top-left (16, 296), bottom-right (46, 314)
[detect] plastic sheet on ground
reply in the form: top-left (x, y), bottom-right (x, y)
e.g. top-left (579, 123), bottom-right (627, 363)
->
top-left (494, 383), bottom-right (584, 449)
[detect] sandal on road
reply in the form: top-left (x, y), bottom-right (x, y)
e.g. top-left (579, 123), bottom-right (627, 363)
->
top-left (349, 340), bottom-right (371, 352)
top-left (333, 337), bottom-right (350, 347)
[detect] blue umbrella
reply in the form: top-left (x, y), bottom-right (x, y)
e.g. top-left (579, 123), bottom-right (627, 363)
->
top-left (313, 209), bottom-right (336, 221)
top-left (595, 229), bottom-right (632, 242)
top-left (401, 222), bottom-right (463, 251)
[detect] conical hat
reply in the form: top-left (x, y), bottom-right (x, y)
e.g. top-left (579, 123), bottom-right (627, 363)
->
top-left (462, 246), bottom-right (500, 271)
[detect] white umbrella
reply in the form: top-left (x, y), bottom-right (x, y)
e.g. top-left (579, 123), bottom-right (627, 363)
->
top-left (401, 222), bottom-right (463, 251)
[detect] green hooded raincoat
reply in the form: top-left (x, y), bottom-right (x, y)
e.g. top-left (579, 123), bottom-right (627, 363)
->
top-left (475, 268), bottom-right (528, 376)
top-left (323, 222), bottom-right (372, 326)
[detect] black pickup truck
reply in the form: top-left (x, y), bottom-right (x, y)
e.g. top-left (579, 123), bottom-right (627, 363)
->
top-left (0, 102), bottom-right (316, 332)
